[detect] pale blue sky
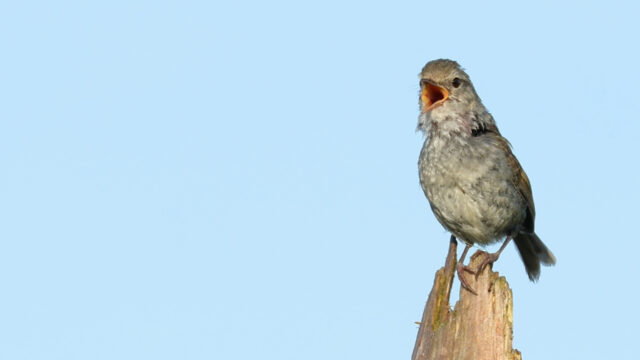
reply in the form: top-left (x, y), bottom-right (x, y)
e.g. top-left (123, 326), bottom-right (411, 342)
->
top-left (1, 1), bottom-right (638, 359)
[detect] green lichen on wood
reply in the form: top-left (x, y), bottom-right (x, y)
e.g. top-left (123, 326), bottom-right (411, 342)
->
top-left (430, 268), bottom-right (451, 331)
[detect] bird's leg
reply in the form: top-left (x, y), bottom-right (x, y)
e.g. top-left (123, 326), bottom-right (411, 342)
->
top-left (454, 236), bottom-right (477, 295)
top-left (475, 236), bottom-right (512, 278)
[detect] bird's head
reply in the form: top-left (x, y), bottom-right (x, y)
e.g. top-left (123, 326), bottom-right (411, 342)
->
top-left (417, 59), bottom-right (488, 134)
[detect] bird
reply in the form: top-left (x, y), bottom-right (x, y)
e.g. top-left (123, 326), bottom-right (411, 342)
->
top-left (417, 59), bottom-right (555, 293)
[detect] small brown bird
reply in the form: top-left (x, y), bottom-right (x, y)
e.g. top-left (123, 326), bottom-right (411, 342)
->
top-left (417, 59), bottom-right (555, 293)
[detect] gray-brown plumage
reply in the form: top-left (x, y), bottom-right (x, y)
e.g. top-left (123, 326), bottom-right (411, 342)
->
top-left (417, 59), bottom-right (555, 291)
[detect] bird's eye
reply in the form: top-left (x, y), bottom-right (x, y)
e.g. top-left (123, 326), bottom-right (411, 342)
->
top-left (452, 78), bottom-right (462, 88)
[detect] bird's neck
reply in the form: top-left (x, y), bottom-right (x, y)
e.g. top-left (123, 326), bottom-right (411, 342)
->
top-left (423, 106), bottom-right (494, 137)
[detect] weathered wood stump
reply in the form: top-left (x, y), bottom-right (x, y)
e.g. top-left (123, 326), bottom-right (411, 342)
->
top-left (412, 238), bottom-right (522, 360)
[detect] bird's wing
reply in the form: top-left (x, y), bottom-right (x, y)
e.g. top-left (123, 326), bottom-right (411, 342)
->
top-left (485, 126), bottom-right (536, 233)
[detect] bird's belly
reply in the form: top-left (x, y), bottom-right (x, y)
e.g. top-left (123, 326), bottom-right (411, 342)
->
top-left (420, 154), bottom-right (526, 245)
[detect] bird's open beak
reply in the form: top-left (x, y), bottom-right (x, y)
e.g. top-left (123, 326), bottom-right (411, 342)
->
top-left (420, 80), bottom-right (449, 112)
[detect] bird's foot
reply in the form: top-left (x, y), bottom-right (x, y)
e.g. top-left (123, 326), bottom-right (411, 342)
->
top-left (456, 262), bottom-right (477, 295)
top-left (474, 252), bottom-right (499, 279)
top-left (474, 236), bottom-right (512, 279)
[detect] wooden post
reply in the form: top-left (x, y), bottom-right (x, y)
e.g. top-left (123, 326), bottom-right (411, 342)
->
top-left (412, 238), bottom-right (522, 360)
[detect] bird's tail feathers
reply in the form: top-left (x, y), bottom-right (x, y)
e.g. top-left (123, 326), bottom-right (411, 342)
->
top-left (513, 232), bottom-right (556, 282)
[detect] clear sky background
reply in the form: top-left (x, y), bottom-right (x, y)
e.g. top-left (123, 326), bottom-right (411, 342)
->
top-left (1, 1), bottom-right (638, 359)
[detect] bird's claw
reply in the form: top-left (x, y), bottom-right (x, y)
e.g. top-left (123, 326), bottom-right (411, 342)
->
top-left (456, 262), bottom-right (477, 295)
top-left (474, 252), bottom-right (499, 279)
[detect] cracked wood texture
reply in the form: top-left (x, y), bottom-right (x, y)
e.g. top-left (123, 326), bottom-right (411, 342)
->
top-left (412, 239), bottom-right (522, 360)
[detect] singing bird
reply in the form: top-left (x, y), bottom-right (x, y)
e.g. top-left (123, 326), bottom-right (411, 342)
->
top-left (417, 59), bottom-right (555, 293)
